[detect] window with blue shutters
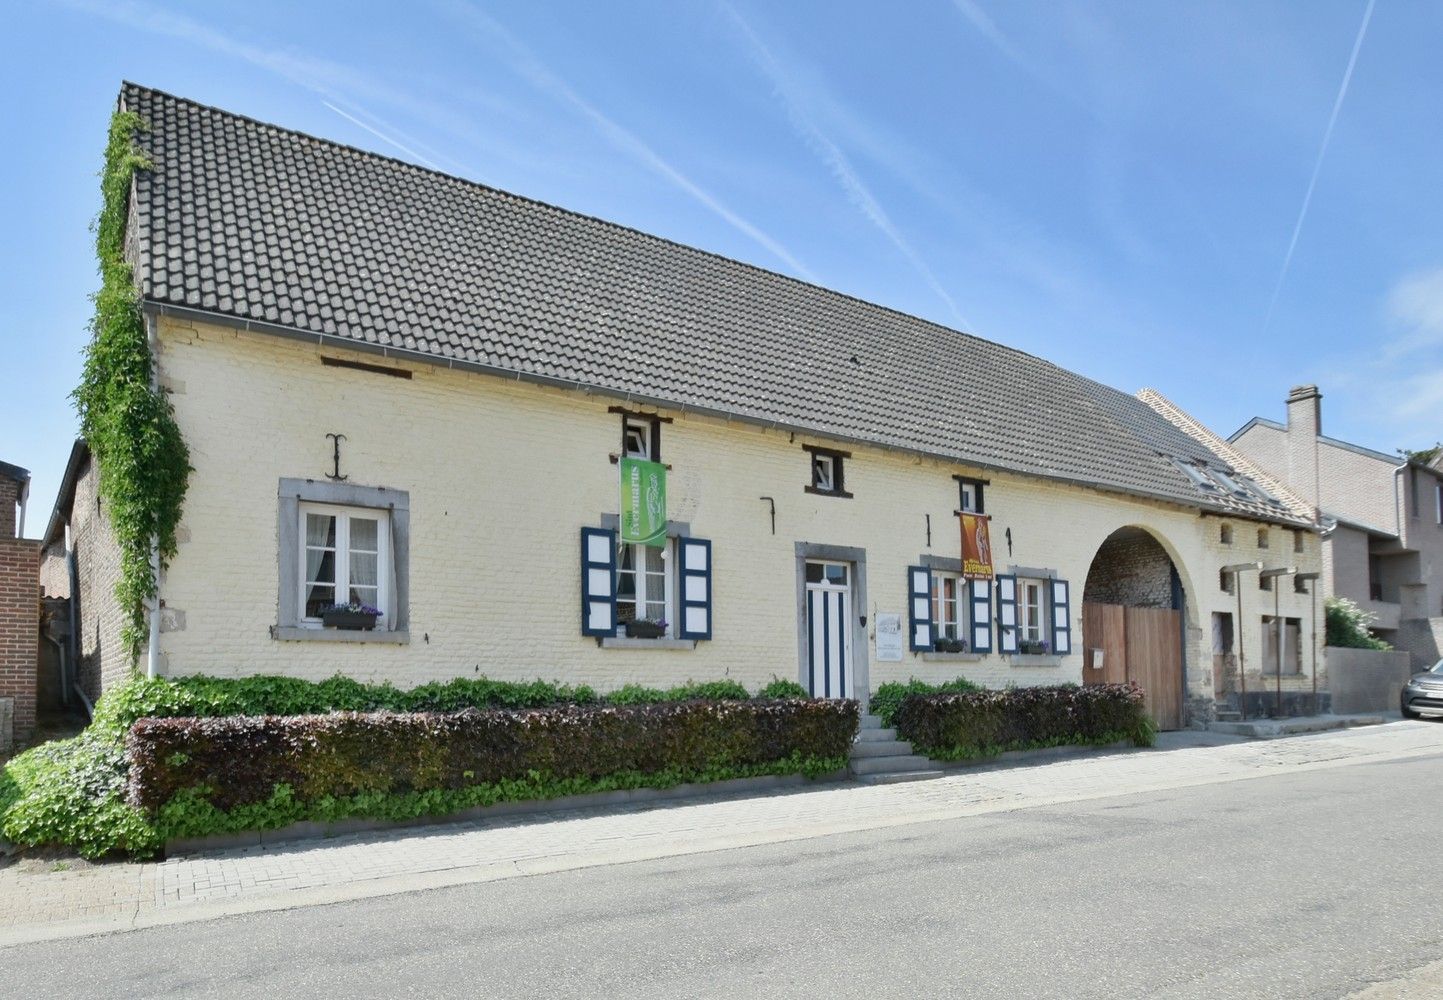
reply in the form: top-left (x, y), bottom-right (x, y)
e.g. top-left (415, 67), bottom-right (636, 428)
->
top-left (995, 574), bottom-right (1019, 654)
top-left (580, 526), bottom-right (618, 636)
top-left (677, 537), bottom-right (713, 640)
top-left (907, 565), bottom-right (933, 651)
top-left (969, 578), bottom-right (992, 653)
top-left (1050, 579), bottom-right (1072, 655)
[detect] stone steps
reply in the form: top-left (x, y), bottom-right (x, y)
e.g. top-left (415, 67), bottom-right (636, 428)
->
top-left (848, 714), bottom-right (942, 783)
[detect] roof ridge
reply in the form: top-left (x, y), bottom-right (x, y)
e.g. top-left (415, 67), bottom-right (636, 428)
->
top-left (1137, 389), bottom-right (1316, 524)
top-left (117, 81), bottom-right (1065, 369)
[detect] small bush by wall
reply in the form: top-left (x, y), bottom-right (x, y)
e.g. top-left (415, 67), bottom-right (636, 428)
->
top-left (870, 676), bottom-right (983, 727)
top-left (127, 699), bottom-right (860, 841)
top-left (1325, 597), bottom-right (1391, 651)
top-left (893, 683), bottom-right (1155, 761)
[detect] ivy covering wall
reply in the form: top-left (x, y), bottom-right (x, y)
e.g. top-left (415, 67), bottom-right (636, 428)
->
top-left (72, 110), bottom-right (191, 662)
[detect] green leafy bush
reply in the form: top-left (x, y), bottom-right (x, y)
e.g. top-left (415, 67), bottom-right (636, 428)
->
top-left (1325, 597), bottom-right (1392, 651)
top-left (757, 677), bottom-right (809, 699)
top-left (604, 679), bottom-right (751, 705)
top-left (893, 683), bottom-right (1154, 761)
top-left (127, 700), bottom-right (859, 840)
top-left (0, 732), bottom-right (160, 858)
top-left (72, 109), bottom-right (191, 662)
top-left (90, 674), bottom-right (602, 736)
top-left (870, 676), bottom-right (983, 727)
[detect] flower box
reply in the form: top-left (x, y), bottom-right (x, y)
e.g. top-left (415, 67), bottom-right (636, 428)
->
top-left (932, 637), bottom-right (966, 654)
top-left (1017, 640), bottom-right (1050, 656)
top-left (624, 620), bottom-right (666, 639)
top-left (321, 608), bottom-right (381, 631)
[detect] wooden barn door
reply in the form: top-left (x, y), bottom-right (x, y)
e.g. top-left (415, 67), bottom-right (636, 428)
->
top-left (1083, 602), bottom-right (1184, 731)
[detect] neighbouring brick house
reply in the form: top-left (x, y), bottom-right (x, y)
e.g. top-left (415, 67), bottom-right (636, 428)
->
top-left (0, 460), bottom-right (40, 751)
top-left (58, 83), bottom-right (1328, 732)
top-left (1230, 385), bottom-right (1443, 670)
top-left (41, 441), bottom-right (129, 709)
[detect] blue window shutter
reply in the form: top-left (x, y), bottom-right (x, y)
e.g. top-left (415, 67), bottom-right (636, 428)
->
top-left (907, 565), bottom-right (933, 651)
top-left (678, 537), bottom-right (713, 640)
top-left (995, 574), bottom-right (1019, 654)
top-left (1050, 579), bottom-right (1072, 655)
top-left (969, 578), bottom-right (992, 654)
top-left (580, 526), bottom-right (617, 637)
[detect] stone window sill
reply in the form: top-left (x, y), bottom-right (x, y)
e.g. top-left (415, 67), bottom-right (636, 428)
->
top-left (920, 652), bottom-right (984, 662)
top-left (271, 626), bottom-right (410, 645)
top-left (599, 637), bottom-right (698, 650)
top-left (1006, 654), bottom-right (1062, 666)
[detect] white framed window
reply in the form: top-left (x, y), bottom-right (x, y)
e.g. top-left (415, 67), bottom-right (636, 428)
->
top-left (803, 445), bottom-right (851, 498)
top-left (299, 502), bottom-right (391, 624)
top-left (616, 539), bottom-right (675, 634)
top-left (931, 571), bottom-right (964, 640)
top-left (623, 416), bottom-right (656, 460)
top-left (956, 478), bottom-right (985, 513)
top-left (1018, 578), bottom-right (1046, 642)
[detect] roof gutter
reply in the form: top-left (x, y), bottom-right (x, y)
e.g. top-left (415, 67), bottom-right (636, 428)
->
top-left (142, 300), bottom-right (1311, 529)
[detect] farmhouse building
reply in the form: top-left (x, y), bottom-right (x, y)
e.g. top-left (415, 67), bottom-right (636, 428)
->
top-left (48, 84), bottom-right (1327, 729)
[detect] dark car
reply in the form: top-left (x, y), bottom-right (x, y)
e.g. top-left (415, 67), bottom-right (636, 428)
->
top-left (1401, 659), bottom-right (1443, 719)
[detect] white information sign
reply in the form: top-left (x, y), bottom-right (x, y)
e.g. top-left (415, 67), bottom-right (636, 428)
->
top-left (875, 612), bottom-right (904, 662)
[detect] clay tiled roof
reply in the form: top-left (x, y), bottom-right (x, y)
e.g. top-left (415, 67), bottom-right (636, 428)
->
top-left (119, 83), bottom-right (1308, 525)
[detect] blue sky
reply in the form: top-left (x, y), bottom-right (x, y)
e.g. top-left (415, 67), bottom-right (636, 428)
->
top-left (3, 0), bottom-right (1440, 536)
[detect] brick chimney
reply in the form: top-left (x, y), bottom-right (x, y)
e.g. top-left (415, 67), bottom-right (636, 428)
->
top-left (1285, 385), bottom-right (1322, 522)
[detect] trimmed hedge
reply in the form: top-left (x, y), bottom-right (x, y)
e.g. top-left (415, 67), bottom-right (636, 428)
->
top-left (127, 699), bottom-right (859, 840)
top-left (2, 674), bottom-right (850, 858)
top-left (90, 674), bottom-right (603, 737)
top-left (893, 683), bottom-right (1155, 761)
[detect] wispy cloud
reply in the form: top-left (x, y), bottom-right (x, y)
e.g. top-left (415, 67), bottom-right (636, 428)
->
top-left (61, 0), bottom-right (486, 178)
top-left (435, 1), bottom-right (816, 281)
top-left (1385, 266), bottom-right (1443, 357)
top-left (718, 2), bottom-right (967, 327)
top-left (322, 102), bottom-right (440, 170)
top-left (1262, 0), bottom-right (1377, 331)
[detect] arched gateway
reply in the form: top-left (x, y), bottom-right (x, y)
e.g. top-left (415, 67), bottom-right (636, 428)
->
top-left (1081, 527), bottom-right (1188, 730)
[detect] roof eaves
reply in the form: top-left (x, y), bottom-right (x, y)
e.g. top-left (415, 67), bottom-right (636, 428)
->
top-left (42, 441), bottom-right (90, 551)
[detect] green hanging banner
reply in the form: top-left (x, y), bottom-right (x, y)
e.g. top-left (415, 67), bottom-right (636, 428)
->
top-left (620, 457), bottom-right (667, 547)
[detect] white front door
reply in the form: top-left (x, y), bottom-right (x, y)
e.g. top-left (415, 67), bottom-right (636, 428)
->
top-left (805, 561), bottom-right (853, 699)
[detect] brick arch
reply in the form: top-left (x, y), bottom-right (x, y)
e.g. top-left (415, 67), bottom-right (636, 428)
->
top-left (1083, 526), bottom-right (1181, 610)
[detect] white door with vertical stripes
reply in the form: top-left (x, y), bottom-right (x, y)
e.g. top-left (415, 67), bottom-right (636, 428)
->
top-left (805, 561), bottom-right (852, 699)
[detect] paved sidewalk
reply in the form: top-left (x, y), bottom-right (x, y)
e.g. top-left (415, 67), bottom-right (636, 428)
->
top-left (3, 720), bottom-right (1441, 947)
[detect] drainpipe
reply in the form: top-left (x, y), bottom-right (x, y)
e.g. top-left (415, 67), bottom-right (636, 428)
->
top-left (145, 312), bottom-right (163, 680)
top-left (1392, 461), bottom-right (1410, 537)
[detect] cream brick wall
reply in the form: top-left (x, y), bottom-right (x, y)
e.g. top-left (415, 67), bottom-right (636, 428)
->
top-left (151, 317), bottom-right (1320, 719)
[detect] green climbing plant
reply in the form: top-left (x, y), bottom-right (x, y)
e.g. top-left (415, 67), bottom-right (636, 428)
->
top-left (71, 110), bottom-right (191, 663)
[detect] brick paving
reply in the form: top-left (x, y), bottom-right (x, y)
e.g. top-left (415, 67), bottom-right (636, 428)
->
top-left (3, 721), bottom-right (1441, 945)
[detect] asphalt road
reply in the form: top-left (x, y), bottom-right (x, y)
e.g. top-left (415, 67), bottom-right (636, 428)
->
top-left (10, 752), bottom-right (1443, 999)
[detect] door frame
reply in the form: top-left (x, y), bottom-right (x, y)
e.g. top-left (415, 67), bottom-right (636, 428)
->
top-left (794, 542), bottom-right (869, 704)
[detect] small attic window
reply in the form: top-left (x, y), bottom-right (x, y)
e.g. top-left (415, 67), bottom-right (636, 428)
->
top-left (1177, 462), bottom-right (1216, 492)
top-left (1293, 530), bottom-right (1305, 553)
top-left (1257, 528), bottom-right (1269, 549)
top-left (1220, 523), bottom-right (1233, 545)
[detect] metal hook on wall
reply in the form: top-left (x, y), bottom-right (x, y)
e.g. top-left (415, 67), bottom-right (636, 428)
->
top-left (325, 433), bottom-right (348, 481)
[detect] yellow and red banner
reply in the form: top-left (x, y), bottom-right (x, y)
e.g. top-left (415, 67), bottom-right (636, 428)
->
top-left (960, 513), bottom-right (994, 580)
